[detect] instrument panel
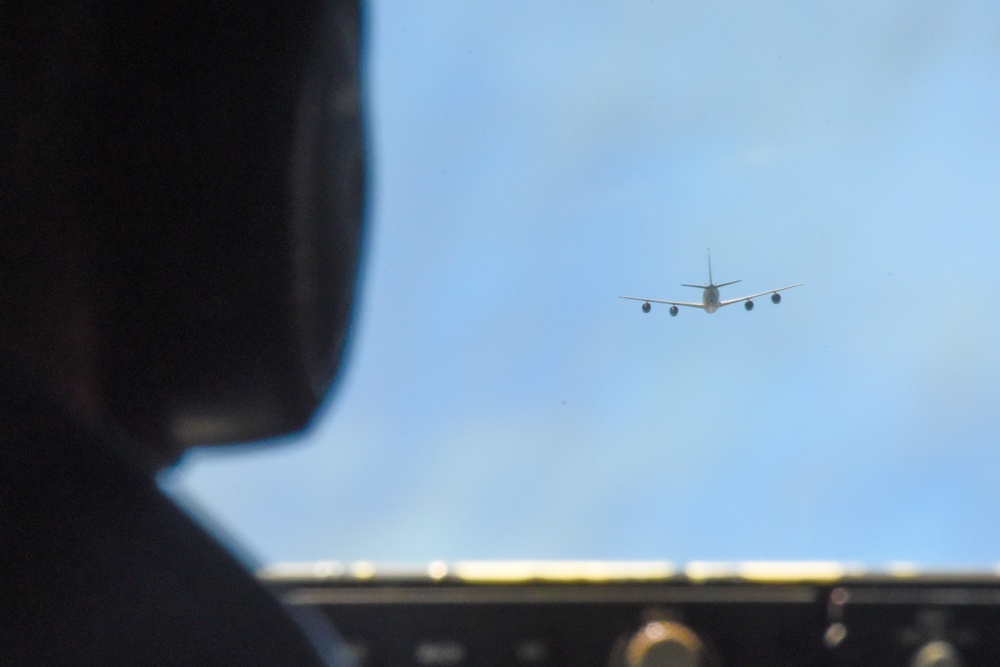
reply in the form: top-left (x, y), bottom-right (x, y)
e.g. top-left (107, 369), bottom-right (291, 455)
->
top-left (263, 561), bottom-right (1000, 666)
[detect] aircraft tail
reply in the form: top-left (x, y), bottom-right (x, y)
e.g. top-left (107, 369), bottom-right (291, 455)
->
top-left (681, 251), bottom-right (740, 289)
top-left (682, 249), bottom-right (714, 289)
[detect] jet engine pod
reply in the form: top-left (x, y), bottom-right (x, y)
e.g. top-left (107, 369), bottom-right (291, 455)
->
top-left (771, 292), bottom-right (782, 304)
top-left (642, 301), bottom-right (651, 313)
top-left (669, 305), bottom-right (679, 317)
top-left (744, 300), bottom-right (754, 311)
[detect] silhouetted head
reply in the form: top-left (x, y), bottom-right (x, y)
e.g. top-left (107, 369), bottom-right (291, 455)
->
top-left (1, 1), bottom-right (365, 465)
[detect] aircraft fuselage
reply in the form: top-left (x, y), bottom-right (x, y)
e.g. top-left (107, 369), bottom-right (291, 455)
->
top-left (703, 287), bottom-right (720, 313)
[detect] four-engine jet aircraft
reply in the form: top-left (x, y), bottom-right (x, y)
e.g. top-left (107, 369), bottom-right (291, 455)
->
top-left (621, 255), bottom-right (802, 316)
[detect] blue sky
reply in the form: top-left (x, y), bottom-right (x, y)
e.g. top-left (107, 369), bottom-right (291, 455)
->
top-left (165, 1), bottom-right (1000, 568)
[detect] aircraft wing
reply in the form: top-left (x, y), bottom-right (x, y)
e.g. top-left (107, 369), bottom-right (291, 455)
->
top-left (619, 296), bottom-right (705, 309)
top-left (718, 283), bottom-right (803, 307)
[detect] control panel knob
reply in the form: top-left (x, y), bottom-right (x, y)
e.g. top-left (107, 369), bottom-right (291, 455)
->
top-left (910, 640), bottom-right (963, 667)
top-left (625, 621), bottom-right (705, 667)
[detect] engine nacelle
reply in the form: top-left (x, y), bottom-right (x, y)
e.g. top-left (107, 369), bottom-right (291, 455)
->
top-left (669, 305), bottom-right (679, 317)
top-left (771, 292), bottom-right (781, 304)
top-left (642, 301), bottom-right (651, 313)
top-left (744, 300), bottom-right (754, 311)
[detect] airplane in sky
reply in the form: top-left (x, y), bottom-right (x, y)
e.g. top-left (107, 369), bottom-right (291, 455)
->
top-left (621, 254), bottom-right (802, 316)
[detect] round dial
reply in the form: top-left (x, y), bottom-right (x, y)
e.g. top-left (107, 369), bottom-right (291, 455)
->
top-left (911, 640), bottom-right (963, 667)
top-left (625, 621), bottom-right (705, 667)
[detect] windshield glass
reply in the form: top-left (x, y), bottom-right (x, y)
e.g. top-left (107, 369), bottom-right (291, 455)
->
top-left (165, 1), bottom-right (1000, 569)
